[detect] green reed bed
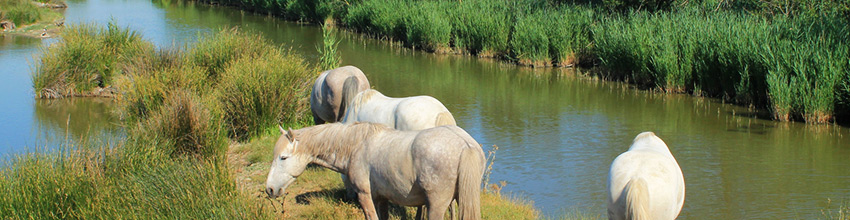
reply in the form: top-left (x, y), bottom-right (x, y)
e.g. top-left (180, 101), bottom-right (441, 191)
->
top-left (217, 47), bottom-right (313, 140)
top-left (33, 22), bottom-right (153, 98)
top-left (317, 23), bottom-right (341, 70)
top-left (15, 24), bottom-right (315, 218)
top-left (0, 0), bottom-right (43, 25)
top-left (593, 9), bottom-right (849, 123)
top-left (177, 0), bottom-right (850, 123)
top-left (0, 145), bottom-right (271, 219)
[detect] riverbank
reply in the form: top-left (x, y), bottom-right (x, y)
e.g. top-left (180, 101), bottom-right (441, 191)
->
top-left (0, 0), bottom-right (65, 38)
top-left (188, 0), bottom-right (850, 124)
top-left (13, 23), bottom-right (544, 219)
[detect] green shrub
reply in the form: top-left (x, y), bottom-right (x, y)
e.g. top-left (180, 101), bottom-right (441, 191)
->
top-left (0, 151), bottom-right (99, 219)
top-left (189, 28), bottom-right (271, 80)
top-left (133, 90), bottom-right (226, 159)
top-left (218, 49), bottom-right (313, 140)
top-left (1, 0), bottom-right (42, 25)
top-left (33, 22), bottom-right (152, 98)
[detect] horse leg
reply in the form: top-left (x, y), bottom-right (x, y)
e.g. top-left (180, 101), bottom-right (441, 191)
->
top-left (374, 197), bottom-right (390, 220)
top-left (427, 197), bottom-right (452, 220)
top-left (341, 174), bottom-right (357, 201)
top-left (312, 109), bottom-right (325, 125)
top-left (449, 199), bottom-right (456, 220)
top-left (357, 192), bottom-right (380, 220)
top-left (415, 206), bottom-right (425, 220)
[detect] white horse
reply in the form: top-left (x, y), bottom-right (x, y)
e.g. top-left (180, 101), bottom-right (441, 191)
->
top-left (310, 66), bottom-right (371, 124)
top-left (265, 123), bottom-right (484, 220)
top-left (607, 132), bottom-right (685, 220)
top-left (341, 89), bottom-right (456, 130)
top-left (340, 88), bottom-right (459, 219)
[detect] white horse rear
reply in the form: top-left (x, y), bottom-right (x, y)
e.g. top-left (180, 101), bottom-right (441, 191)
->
top-left (607, 132), bottom-right (685, 220)
top-left (310, 66), bottom-right (370, 124)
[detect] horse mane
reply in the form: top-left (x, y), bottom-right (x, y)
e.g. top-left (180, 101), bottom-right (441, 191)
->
top-left (293, 122), bottom-right (388, 159)
top-left (633, 132), bottom-right (656, 142)
top-left (356, 89), bottom-right (381, 105)
top-left (343, 89), bottom-right (382, 123)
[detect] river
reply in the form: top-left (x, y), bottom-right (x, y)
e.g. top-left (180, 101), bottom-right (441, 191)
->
top-left (1, 0), bottom-right (848, 218)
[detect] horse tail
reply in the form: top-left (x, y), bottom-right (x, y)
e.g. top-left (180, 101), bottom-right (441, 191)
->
top-left (456, 147), bottom-right (484, 220)
top-left (435, 112), bottom-right (457, 127)
top-left (337, 76), bottom-right (360, 121)
top-left (625, 178), bottom-right (650, 220)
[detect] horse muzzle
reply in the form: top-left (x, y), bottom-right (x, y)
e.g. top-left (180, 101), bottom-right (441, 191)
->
top-left (265, 187), bottom-right (282, 198)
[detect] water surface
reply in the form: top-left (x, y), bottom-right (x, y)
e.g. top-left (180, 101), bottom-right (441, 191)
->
top-left (1, 0), bottom-right (848, 218)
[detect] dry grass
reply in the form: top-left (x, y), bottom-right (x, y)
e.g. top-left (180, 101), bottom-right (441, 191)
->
top-left (228, 134), bottom-right (542, 220)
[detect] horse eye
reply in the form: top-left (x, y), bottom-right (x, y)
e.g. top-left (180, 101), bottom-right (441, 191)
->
top-left (280, 155), bottom-right (288, 160)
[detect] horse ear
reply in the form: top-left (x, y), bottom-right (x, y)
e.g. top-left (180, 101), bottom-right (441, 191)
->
top-left (287, 128), bottom-right (296, 140)
top-left (278, 125), bottom-right (286, 134)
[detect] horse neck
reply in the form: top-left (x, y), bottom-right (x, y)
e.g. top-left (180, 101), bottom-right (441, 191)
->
top-left (294, 123), bottom-right (379, 171)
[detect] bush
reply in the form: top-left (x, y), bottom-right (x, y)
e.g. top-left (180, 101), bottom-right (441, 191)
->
top-left (189, 28), bottom-right (271, 80)
top-left (1, 0), bottom-right (42, 25)
top-left (133, 90), bottom-right (226, 158)
top-left (217, 49), bottom-right (313, 140)
top-left (33, 22), bottom-right (152, 98)
top-left (0, 151), bottom-right (99, 219)
top-left (116, 56), bottom-right (208, 123)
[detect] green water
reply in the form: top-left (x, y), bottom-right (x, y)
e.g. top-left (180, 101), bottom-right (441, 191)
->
top-left (1, 0), bottom-right (848, 218)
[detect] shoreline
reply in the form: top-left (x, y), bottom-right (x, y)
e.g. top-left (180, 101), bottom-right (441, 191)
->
top-left (183, 0), bottom-right (850, 125)
top-left (0, 1), bottom-right (65, 39)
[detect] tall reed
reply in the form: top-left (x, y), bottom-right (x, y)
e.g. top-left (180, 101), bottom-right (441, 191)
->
top-left (33, 22), bottom-right (152, 98)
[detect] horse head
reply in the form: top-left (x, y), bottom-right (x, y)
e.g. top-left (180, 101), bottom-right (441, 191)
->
top-left (265, 125), bottom-right (310, 198)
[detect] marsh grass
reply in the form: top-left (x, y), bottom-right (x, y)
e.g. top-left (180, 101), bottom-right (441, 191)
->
top-left (0, 0), bottom-right (50, 25)
top-left (33, 22), bottom-right (152, 98)
top-left (191, 0), bottom-right (850, 123)
top-left (189, 27), bottom-right (271, 80)
top-left (218, 49), bottom-right (313, 140)
top-left (0, 140), bottom-right (271, 219)
top-left (133, 90), bottom-right (227, 158)
top-left (317, 22), bottom-right (341, 70)
top-left (593, 9), bottom-right (849, 122)
top-left (820, 199), bottom-right (850, 220)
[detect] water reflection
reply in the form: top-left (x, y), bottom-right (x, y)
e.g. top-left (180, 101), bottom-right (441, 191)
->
top-left (33, 98), bottom-right (123, 144)
top-left (0, 0), bottom-right (847, 218)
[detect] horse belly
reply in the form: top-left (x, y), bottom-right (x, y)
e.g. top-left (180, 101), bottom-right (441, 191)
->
top-left (370, 168), bottom-right (427, 207)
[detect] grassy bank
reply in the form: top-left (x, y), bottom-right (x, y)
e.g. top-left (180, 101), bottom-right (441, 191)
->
top-left (229, 134), bottom-right (541, 219)
top-left (17, 23), bottom-right (543, 219)
top-left (0, 0), bottom-right (65, 37)
top-left (186, 0), bottom-right (850, 124)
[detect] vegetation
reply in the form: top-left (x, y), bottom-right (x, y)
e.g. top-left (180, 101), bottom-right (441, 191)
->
top-left (181, 0), bottom-right (850, 124)
top-left (19, 23), bottom-right (542, 219)
top-left (0, 144), bottom-right (272, 219)
top-left (33, 22), bottom-right (153, 98)
top-left (228, 134), bottom-right (542, 219)
top-left (821, 199), bottom-right (850, 220)
top-left (317, 22), bottom-right (341, 70)
top-left (0, 0), bottom-right (65, 37)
